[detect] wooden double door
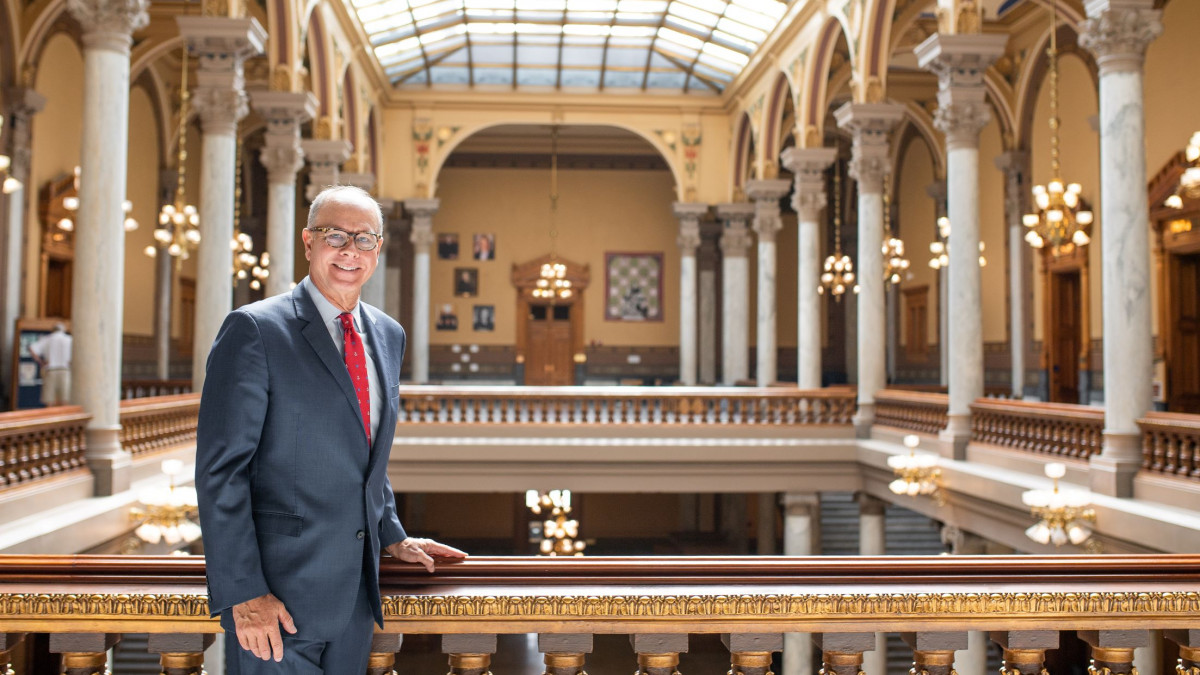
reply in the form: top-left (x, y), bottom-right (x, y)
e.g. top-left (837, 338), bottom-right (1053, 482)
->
top-left (525, 304), bottom-right (574, 386)
top-left (1168, 251), bottom-right (1200, 412)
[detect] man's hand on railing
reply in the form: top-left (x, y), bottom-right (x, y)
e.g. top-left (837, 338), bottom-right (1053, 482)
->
top-left (385, 537), bottom-right (469, 572)
top-left (231, 592), bottom-right (297, 662)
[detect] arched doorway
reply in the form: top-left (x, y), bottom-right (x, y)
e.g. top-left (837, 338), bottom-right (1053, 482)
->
top-left (512, 255), bottom-right (589, 385)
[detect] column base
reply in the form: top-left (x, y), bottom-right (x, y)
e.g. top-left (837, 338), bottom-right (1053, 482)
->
top-left (852, 403), bottom-right (875, 439)
top-left (1090, 431), bottom-right (1143, 498)
top-left (86, 426), bottom-right (131, 497)
top-left (939, 413), bottom-right (971, 460)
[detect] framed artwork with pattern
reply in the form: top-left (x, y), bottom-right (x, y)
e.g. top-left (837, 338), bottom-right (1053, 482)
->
top-left (605, 252), bottom-right (663, 322)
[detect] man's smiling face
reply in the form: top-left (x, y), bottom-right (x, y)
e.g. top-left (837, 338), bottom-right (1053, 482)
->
top-left (303, 192), bottom-right (381, 311)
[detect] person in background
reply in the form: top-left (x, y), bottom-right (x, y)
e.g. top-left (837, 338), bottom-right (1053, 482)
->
top-left (30, 322), bottom-right (72, 407)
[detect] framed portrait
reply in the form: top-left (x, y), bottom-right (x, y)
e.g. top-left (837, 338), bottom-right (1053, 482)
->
top-left (473, 233), bottom-right (496, 261)
top-left (435, 304), bottom-right (458, 331)
top-left (437, 233), bottom-right (459, 260)
top-left (454, 267), bottom-right (478, 297)
top-left (605, 252), bottom-right (663, 321)
top-left (473, 305), bottom-right (495, 331)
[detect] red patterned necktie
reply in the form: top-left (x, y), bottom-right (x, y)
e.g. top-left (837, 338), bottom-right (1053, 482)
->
top-left (338, 312), bottom-right (371, 447)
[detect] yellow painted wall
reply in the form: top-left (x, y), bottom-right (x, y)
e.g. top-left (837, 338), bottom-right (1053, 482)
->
top-left (123, 86), bottom-right (159, 336)
top-left (431, 166), bottom-right (678, 346)
top-left (980, 118), bottom-right (1007, 343)
top-left (1029, 53), bottom-right (1100, 341)
top-left (896, 136), bottom-right (938, 348)
top-left (25, 33), bottom-right (83, 319)
top-left (1144, 0), bottom-right (1200, 181)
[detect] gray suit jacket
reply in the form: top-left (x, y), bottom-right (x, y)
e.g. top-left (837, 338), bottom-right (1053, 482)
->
top-left (196, 283), bottom-right (408, 640)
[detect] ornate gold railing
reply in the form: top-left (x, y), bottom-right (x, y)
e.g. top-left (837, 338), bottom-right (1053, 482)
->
top-left (0, 556), bottom-right (1198, 673)
top-left (1139, 411), bottom-right (1200, 480)
top-left (0, 407), bottom-right (88, 489)
top-left (971, 398), bottom-right (1104, 459)
top-left (874, 390), bottom-right (948, 434)
top-left (118, 393), bottom-right (201, 457)
top-left (397, 386), bottom-right (857, 426)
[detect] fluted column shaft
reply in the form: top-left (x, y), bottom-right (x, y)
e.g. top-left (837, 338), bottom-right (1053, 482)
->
top-left (674, 203), bottom-right (707, 385)
top-left (0, 88), bottom-right (44, 408)
top-left (179, 16), bottom-right (266, 391)
top-left (717, 203), bottom-right (755, 385)
top-left (835, 103), bottom-right (904, 435)
top-left (917, 33), bottom-right (1007, 456)
top-left (251, 91), bottom-right (316, 298)
top-left (996, 152), bottom-right (1030, 399)
top-left (747, 179), bottom-right (791, 386)
top-left (406, 199), bottom-right (438, 383)
top-left (67, 0), bottom-right (148, 494)
top-left (782, 148), bottom-right (837, 389)
top-left (1079, 0), bottom-right (1163, 497)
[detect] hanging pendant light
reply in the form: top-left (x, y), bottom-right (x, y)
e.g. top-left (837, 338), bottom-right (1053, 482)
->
top-left (147, 49), bottom-right (201, 265)
top-left (230, 128), bottom-right (269, 291)
top-left (818, 161), bottom-right (856, 299)
top-left (1022, 0), bottom-right (1094, 255)
top-left (533, 126), bottom-right (572, 302)
top-left (882, 181), bottom-right (909, 285)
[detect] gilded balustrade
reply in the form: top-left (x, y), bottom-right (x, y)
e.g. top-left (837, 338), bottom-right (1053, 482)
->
top-left (397, 386), bottom-right (857, 426)
top-left (970, 399), bottom-right (1104, 459)
top-left (873, 390), bottom-right (949, 435)
top-left (1139, 411), bottom-right (1200, 480)
top-left (0, 406), bottom-right (88, 489)
top-left (118, 393), bottom-right (200, 457)
top-left (0, 555), bottom-right (1198, 674)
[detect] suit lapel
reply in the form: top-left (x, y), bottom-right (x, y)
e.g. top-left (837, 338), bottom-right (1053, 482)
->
top-left (359, 304), bottom-right (396, 470)
top-left (292, 284), bottom-right (365, 430)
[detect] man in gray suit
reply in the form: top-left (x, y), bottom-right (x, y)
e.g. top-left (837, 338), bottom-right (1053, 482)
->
top-left (197, 185), bottom-right (466, 672)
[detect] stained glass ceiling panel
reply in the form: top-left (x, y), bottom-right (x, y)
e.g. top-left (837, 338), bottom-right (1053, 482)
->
top-left (347, 0), bottom-right (789, 92)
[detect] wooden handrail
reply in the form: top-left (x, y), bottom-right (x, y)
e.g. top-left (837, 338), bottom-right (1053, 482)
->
top-left (971, 398), bottom-right (1104, 459)
top-left (0, 406), bottom-right (89, 489)
top-left (118, 393), bottom-right (201, 457)
top-left (397, 386), bottom-right (857, 425)
top-left (874, 389), bottom-right (949, 435)
top-left (1139, 411), bottom-right (1200, 479)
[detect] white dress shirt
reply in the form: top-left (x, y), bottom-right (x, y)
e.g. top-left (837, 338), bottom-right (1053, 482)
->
top-left (303, 277), bottom-right (381, 445)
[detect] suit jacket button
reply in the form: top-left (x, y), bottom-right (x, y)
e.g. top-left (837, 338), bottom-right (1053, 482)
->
top-left (356, 530), bottom-right (365, 540)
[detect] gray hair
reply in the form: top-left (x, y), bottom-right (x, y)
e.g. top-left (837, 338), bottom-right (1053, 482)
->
top-left (307, 185), bottom-right (384, 235)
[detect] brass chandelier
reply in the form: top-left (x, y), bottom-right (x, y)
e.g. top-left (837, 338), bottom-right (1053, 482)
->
top-left (533, 126), bottom-right (572, 301)
top-left (882, 183), bottom-right (909, 285)
top-left (1021, 462), bottom-right (1095, 547)
top-left (928, 216), bottom-right (986, 269)
top-left (0, 114), bottom-right (19, 194)
top-left (1022, 0), bottom-right (1094, 254)
top-left (1165, 132), bottom-right (1200, 209)
top-left (818, 163), bottom-right (856, 299)
top-left (231, 131), bottom-right (269, 291)
top-left (148, 49), bottom-right (201, 264)
top-left (526, 489), bottom-right (585, 556)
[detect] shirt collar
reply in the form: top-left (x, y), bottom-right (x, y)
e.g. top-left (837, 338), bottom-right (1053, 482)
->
top-left (302, 276), bottom-right (365, 332)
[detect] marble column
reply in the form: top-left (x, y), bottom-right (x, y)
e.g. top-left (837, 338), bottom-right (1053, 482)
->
top-left (856, 493), bottom-right (887, 675)
top-left (250, 91), bottom-right (315, 298)
top-left (1079, 0), bottom-right (1162, 497)
top-left (926, 182), bottom-right (950, 386)
top-left (674, 202), bottom-right (707, 385)
top-left (405, 198), bottom-right (438, 383)
top-left (0, 88), bottom-right (44, 409)
top-left (698, 222), bottom-right (721, 384)
top-left (995, 151), bottom-right (1030, 399)
top-left (746, 179), bottom-right (792, 386)
top-left (66, 0), bottom-right (148, 494)
top-left (300, 139), bottom-right (352, 202)
top-left (179, 16), bottom-right (266, 391)
top-left (341, 172), bottom-right (382, 309)
top-left (782, 148), bottom-right (837, 389)
top-left (834, 103), bottom-right (904, 436)
top-left (917, 33), bottom-right (1007, 457)
top-left (716, 203), bottom-right (755, 385)
top-left (756, 492), bottom-right (776, 554)
top-left (781, 493), bottom-right (818, 675)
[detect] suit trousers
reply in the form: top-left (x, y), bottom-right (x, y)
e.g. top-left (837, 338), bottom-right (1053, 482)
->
top-left (225, 570), bottom-right (375, 675)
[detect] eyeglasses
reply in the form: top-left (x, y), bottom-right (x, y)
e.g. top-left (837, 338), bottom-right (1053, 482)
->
top-left (307, 227), bottom-right (383, 251)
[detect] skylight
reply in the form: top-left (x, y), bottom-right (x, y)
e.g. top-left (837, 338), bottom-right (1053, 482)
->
top-left (348, 0), bottom-right (788, 93)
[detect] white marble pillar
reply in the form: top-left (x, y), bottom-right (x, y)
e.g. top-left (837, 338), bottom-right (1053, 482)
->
top-left (835, 103), bottom-right (904, 436)
top-left (405, 198), bottom-right (438, 383)
top-left (746, 179), bottom-right (792, 386)
top-left (1134, 631), bottom-right (1162, 675)
top-left (926, 182), bottom-right (950, 386)
top-left (995, 151), bottom-right (1030, 399)
top-left (716, 203), bottom-right (755, 385)
top-left (179, 16), bottom-right (266, 391)
top-left (383, 208), bottom-right (405, 321)
top-left (781, 493), bottom-right (818, 675)
top-left (67, 0), bottom-right (148, 494)
top-left (300, 139), bottom-right (352, 202)
top-left (782, 148), bottom-right (837, 389)
top-left (154, 237), bottom-right (172, 379)
top-left (1079, 0), bottom-right (1162, 498)
top-left (955, 631), bottom-right (988, 675)
top-left (373, 198), bottom-right (396, 316)
top-left (856, 494), bottom-right (887, 675)
top-left (917, 33), bottom-right (1007, 457)
top-left (698, 223), bottom-right (720, 384)
top-left (674, 203), bottom-right (707, 385)
top-left (0, 88), bottom-right (44, 409)
top-left (341, 172), bottom-right (382, 309)
top-left (250, 91), bottom-right (316, 298)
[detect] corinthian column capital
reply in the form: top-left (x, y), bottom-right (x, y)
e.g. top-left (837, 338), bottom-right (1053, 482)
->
top-left (2, 87), bottom-right (46, 180)
top-left (67, 0), bottom-right (149, 51)
top-left (781, 147), bottom-right (836, 221)
top-left (745, 179), bottom-right (790, 242)
top-left (716, 203), bottom-right (754, 257)
top-left (916, 33), bottom-right (1007, 150)
top-left (834, 103), bottom-right (904, 194)
top-left (673, 202), bottom-right (707, 254)
top-left (178, 16), bottom-right (265, 135)
top-left (1079, 0), bottom-right (1162, 74)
